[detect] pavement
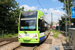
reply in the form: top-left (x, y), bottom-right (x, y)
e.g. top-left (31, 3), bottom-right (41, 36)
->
top-left (49, 31), bottom-right (67, 50)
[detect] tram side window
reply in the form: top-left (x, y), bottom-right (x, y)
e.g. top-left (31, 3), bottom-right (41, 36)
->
top-left (38, 19), bottom-right (41, 31)
top-left (38, 19), bottom-right (45, 33)
top-left (44, 22), bottom-right (48, 31)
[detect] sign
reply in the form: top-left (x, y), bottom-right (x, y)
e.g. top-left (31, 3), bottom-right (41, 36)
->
top-left (72, 0), bottom-right (75, 7)
top-left (71, 7), bottom-right (75, 18)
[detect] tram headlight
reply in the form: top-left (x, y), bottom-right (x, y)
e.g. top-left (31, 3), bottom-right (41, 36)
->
top-left (36, 38), bottom-right (38, 40)
top-left (34, 34), bottom-right (37, 37)
top-left (18, 34), bottom-right (22, 38)
top-left (33, 34), bottom-right (37, 38)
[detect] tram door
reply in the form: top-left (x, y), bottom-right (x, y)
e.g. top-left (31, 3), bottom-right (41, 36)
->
top-left (38, 19), bottom-right (47, 33)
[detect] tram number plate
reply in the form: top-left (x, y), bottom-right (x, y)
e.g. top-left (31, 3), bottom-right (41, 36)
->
top-left (25, 34), bottom-right (29, 36)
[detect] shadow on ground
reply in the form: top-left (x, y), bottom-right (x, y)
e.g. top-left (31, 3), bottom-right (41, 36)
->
top-left (62, 42), bottom-right (73, 50)
top-left (20, 39), bottom-right (47, 47)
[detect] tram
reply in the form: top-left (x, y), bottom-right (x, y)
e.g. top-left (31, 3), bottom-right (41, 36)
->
top-left (18, 10), bottom-right (50, 43)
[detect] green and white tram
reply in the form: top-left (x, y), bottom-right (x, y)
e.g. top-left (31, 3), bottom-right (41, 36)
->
top-left (18, 10), bottom-right (50, 43)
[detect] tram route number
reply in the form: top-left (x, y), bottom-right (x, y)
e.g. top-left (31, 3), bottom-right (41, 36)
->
top-left (25, 34), bottom-right (29, 36)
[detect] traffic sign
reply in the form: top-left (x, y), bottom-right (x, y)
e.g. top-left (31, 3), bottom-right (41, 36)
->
top-left (71, 7), bottom-right (75, 18)
top-left (72, 0), bottom-right (75, 7)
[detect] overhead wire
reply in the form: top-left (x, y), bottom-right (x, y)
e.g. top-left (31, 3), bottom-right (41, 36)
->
top-left (37, 0), bottom-right (44, 10)
top-left (37, 0), bottom-right (50, 24)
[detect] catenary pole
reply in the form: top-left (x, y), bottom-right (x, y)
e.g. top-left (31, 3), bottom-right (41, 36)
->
top-left (64, 0), bottom-right (68, 43)
top-left (67, 0), bottom-right (71, 28)
top-left (51, 13), bottom-right (53, 29)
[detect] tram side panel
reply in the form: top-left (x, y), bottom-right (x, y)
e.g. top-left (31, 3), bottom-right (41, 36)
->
top-left (38, 19), bottom-right (49, 43)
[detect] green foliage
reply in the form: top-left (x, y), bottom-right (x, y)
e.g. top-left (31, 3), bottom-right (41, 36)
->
top-left (0, 0), bottom-right (24, 34)
top-left (58, 0), bottom-right (72, 15)
top-left (71, 18), bottom-right (75, 25)
top-left (58, 0), bottom-right (64, 3)
top-left (58, 0), bottom-right (75, 26)
top-left (59, 14), bottom-right (70, 26)
top-left (65, 36), bottom-right (69, 41)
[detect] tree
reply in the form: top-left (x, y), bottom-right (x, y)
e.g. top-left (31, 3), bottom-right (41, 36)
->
top-left (58, 0), bottom-right (72, 15)
top-left (59, 14), bottom-right (70, 26)
top-left (0, 0), bottom-right (24, 33)
top-left (58, 0), bottom-right (75, 26)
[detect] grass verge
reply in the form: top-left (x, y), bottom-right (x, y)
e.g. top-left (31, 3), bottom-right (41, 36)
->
top-left (0, 33), bottom-right (18, 39)
top-left (51, 29), bottom-right (61, 38)
top-left (65, 36), bottom-right (69, 41)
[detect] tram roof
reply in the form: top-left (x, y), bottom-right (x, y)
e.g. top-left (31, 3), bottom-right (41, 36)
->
top-left (37, 10), bottom-right (44, 18)
top-left (20, 10), bottom-right (44, 18)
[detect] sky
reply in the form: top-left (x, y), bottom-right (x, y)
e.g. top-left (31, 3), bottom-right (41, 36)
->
top-left (16, 0), bottom-right (65, 23)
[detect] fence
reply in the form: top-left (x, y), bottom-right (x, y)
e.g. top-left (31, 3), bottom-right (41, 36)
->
top-left (56, 26), bottom-right (75, 31)
top-left (0, 29), bottom-right (18, 39)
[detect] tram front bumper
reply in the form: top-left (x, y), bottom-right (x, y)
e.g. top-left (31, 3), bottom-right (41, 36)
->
top-left (23, 37), bottom-right (32, 40)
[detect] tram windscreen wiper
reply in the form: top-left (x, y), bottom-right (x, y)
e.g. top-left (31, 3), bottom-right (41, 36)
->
top-left (22, 29), bottom-right (27, 34)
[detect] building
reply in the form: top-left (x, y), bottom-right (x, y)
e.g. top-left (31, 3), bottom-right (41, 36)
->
top-left (53, 21), bottom-right (57, 27)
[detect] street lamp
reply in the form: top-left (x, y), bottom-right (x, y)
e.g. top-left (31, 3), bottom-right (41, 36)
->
top-left (58, 18), bottom-right (60, 31)
top-left (51, 12), bottom-right (53, 29)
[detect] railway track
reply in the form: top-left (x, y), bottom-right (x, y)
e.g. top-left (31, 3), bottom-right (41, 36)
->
top-left (0, 31), bottom-right (52, 50)
top-left (0, 36), bottom-right (19, 50)
top-left (0, 37), bottom-right (39, 50)
top-left (13, 44), bottom-right (38, 50)
top-left (0, 36), bottom-right (18, 47)
top-left (0, 36), bottom-right (18, 42)
top-left (13, 31), bottom-right (51, 50)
